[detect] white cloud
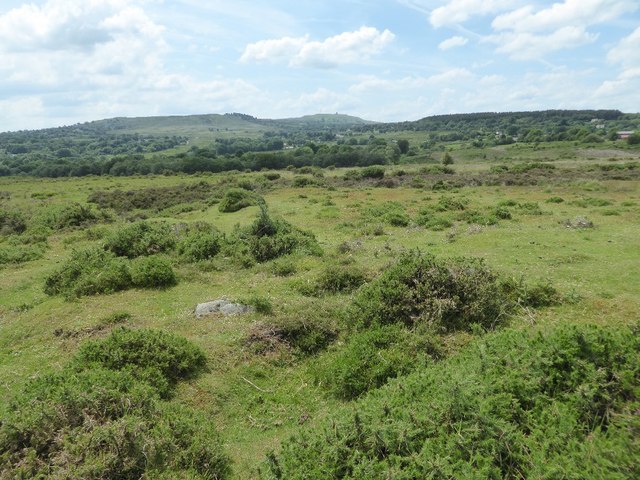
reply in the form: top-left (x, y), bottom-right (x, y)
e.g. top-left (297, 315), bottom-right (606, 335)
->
top-left (492, 0), bottom-right (637, 33)
top-left (438, 36), bottom-right (468, 50)
top-left (489, 26), bottom-right (598, 60)
top-left (430, 0), bottom-right (516, 27)
top-left (488, 0), bottom-right (637, 60)
top-left (608, 26), bottom-right (640, 68)
top-left (240, 27), bottom-right (395, 68)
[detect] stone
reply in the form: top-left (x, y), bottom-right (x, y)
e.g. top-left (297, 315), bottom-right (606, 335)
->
top-left (195, 299), bottom-right (253, 317)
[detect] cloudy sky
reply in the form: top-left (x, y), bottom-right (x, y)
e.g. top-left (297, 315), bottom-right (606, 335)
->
top-left (0, 0), bottom-right (639, 131)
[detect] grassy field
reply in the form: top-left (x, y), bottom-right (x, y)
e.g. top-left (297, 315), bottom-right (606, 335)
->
top-left (1, 142), bottom-right (639, 478)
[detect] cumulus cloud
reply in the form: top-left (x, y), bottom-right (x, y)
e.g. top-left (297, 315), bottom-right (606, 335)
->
top-left (608, 26), bottom-right (640, 68)
top-left (595, 26), bottom-right (640, 107)
top-left (488, 0), bottom-right (637, 60)
top-left (438, 36), bottom-right (468, 50)
top-left (240, 26), bottom-right (395, 68)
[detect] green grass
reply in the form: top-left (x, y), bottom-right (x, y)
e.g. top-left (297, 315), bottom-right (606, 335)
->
top-left (1, 142), bottom-right (639, 478)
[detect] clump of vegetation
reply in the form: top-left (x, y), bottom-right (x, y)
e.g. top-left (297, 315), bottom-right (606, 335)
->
top-left (246, 308), bottom-right (338, 355)
top-left (0, 209), bottom-right (27, 235)
top-left (44, 247), bottom-right (132, 298)
top-left (44, 247), bottom-right (178, 298)
top-left (36, 202), bottom-right (102, 230)
top-left (176, 223), bottom-right (222, 262)
top-left (362, 202), bottom-right (410, 227)
top-left (74, 328), bottom-right (206, 397)
top-left (87, 181), bottom-right (215, 213)
top-left (0, 239), bottom-right (47, 266)
top-left (228, 204), bottom-right (322, 264)
top-left (316, 325), bottom-right (441, 400)
top-left (270, 257), bottom-right (297, 276)
top-left (130, 255), bottom-right (177, 288)
top-left (0, 329), bottom-right (229, 479)
top-left (104, 221), bottom-right (176, 258)
top-left (263, 323), bottom-right (640, 479)
top-left (313, 264), bottom-right (367, 294)
top-left (349, 252), bottom-right (513, 332)
top-left (218, 187), bottom-right (259, 213)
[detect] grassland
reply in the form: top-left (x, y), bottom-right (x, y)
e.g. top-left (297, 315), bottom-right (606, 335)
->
top-left (1, 140), bottom-right (639, 478)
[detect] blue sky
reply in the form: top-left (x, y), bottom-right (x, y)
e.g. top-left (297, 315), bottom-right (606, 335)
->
top-left (0, 0), bottom-right (639, 131)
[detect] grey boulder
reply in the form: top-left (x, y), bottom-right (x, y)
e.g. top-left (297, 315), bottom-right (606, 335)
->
top-left (195, 299), bottom-right (253, 317)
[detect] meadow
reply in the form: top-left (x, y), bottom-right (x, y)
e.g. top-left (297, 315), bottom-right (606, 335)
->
top-left (1, 138), bottom-right (639, 478)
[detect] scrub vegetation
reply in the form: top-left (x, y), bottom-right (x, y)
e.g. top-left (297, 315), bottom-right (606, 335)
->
top-left (1, 109), bottom-right (639, 478)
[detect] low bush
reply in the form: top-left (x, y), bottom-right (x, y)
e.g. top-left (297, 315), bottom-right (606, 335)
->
top-left (0, 241), bottom-right (46, 266)
top-left (130, 255), bottom-right (177, 288)
top-left (218, 188), bottom-right (258, 213)
top-left (74, 328), bottom-right (207, 397)
top-left (362, 202), bottom-right (410, 227)
top-left (44, 247), bottom-right (132, 298)
top-left (246, 311), bottom-right (337, 355)
top-left (0, 330), bottom-right (229, 479)
top-left (270, 257), bottom-right (297, 276)
top-left (415, 209), bottom-right (453, 231)
top-left (176, 223), bottom-right (222, 262)
top-left (37, 202), bottom-right (101, 230)
top-left (228, 204), bottom-right (322, 263)
top-left (0, 209), bottom-right (27, 235)
top-left (262, 323), bottom-right (640, 479)
top-left (104, 221), bottom-right (176, 258)
top-left (314, 264), bottom-right (367, 294)
top-left (316, 325), bottom-right (441, 400)
top-left (349, 252), bottom-right (512, 332)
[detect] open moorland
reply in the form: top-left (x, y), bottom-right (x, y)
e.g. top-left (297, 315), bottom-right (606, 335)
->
top-left (1, 110), bottom-right (640, 479)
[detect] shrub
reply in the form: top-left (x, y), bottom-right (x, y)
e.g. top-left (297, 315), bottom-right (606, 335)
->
top-left (360, 166), bottom-right (385, 179)
top-left (104, 221), bottom-right (176, 258)
top-left (37, 202), bottom-right (100, 230)
top-left (229, 204), bottom-right (322, 263)
top-left (176, 225), bottom-right (222, 262)
top-left (74, 328), bottom-right (207, 396)
top-left (314, 264), bottom-right (367, 294)
top-left (0, 209), bottom-right (27, 235)
top-left (263, 323), bottom-right (640, 479)
top-left (458, 209), bottom-right (499, 226)
top-left (130, 255), bottom-right (177, 289)
top-left (415, 208), bottom-right (453, 231)
top-left (246, 311), bottom-right (337, 355)
top-left (317, 325), bottom-right (440, 400)
top-left (270, 257), bottom-right (297, 276)
top-left (349, 252), bottom-right (512, 332)
top-left (0, 242), bottom-right (46, 266)
top-left (362, 202), bottom-right (409, 227)
top-left (218, 188), bottom-right (257, 213)
top-left (44, 247), bottom-right (132, 298)
top-left (545, 196), bottom-right (565, 203)
top-left (0, 330), bottom-right (229, 479)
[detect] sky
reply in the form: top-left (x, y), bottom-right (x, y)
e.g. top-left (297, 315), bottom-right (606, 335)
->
top-left (0, 0), bottom-right (639, 132)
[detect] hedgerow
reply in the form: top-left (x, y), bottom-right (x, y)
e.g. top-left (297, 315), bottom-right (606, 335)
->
top-left (262, 323), bottom-right (640, 479)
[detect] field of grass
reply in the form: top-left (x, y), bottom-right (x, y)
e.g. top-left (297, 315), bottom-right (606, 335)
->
top-left (1, 142), bottom-right (639, 478)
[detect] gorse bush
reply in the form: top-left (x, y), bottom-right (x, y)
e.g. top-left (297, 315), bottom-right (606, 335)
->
top-left (36, 202), bottom-right (101, 230)
top-left (104, 221), bottom-right (176, 258)
top-left (44, 247), bottom-right (178, 298)
top-left (176, 223), bottom-right (222, 262)
top-left (218, 187), bottom-right (258, 213)
top-left (262, 323), bottom-right (640, 479)
top-left (362, 202), bottom-right (410, 227)
top-left (130, 255), bottom-right (177, 288)
top-left (350, 252), bottom-right (511, 332)
top-left (0, 329), bottom-right (229, 479)
top-left (314, 264), bottom-right (367, 294)
top-left (0, 209), bottom-right (26, 235)
top-left (44, 247), bottom-right (132, 298)
top-left (74, 328), bottom-right (207, 398)
top-left (229, 204), bottom-right (322, 263)
top-left (316, 325), bottom-right (441, 400)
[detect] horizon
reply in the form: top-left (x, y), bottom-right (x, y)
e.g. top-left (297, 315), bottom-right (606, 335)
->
top-left (1, 0), bottom-right (639, 132)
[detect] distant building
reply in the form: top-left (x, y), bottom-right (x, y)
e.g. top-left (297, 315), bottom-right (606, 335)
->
top-left (617, 131), bottom-right (635, 140)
